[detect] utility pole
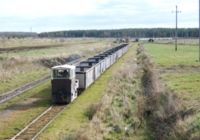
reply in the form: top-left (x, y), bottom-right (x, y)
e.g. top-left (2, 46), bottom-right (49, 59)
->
top-left (199, 0), bottom-right (200, 61)
top-left (173, 5), bottom-right (181, 51)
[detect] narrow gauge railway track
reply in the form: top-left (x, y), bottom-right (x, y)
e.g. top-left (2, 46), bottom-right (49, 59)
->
top-left (8, 44), bottom-right (128, 139)
top-left (0, 58), bottom-right (81, 104)
top-left (0, 76), bottom-right (50, 104)
top-left (11, 105), bottom-right (65, 140)
top-left (8, 59), bottom-right (81, 140)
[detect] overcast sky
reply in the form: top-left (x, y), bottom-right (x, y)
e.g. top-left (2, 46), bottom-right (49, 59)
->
top-left (0, 0), bottom-right (198, 32)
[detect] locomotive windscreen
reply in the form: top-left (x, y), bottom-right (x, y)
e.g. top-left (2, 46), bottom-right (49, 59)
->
top-left (53, 69), bottom-right (70, 79)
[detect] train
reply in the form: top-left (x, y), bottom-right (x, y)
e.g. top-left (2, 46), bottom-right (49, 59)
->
top-left (51, 43), bottom-right (130, 104)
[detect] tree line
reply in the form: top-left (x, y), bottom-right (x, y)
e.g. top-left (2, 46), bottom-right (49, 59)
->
top-left (0, 28), bottom-right (199, 38)
top-left (0, 32), bottom-right (37, 38)
top-left (38, 28), bottom-right (199, 38)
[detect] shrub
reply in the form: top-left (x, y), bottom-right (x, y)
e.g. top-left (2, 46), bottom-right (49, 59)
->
top-left (85, 103), bottom-right (101, 120)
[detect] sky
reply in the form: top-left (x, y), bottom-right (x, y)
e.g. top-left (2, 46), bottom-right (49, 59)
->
top-left (0, 0), bottom-right (198, 32)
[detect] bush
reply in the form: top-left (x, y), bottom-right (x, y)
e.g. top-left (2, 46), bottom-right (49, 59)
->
top-left (85, 103), bottom-right (101, 120)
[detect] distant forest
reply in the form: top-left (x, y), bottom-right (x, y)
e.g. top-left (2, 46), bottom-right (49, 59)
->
top-left (38, 28), bottom-right (199, 38)
top-left (0, 28), bottom-right (199, 38)
top-left (0, 32), bottom-right (37, 38)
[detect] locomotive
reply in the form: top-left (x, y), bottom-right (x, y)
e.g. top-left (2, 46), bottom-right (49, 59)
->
top-left (51, 44), bottom-right (129, 104)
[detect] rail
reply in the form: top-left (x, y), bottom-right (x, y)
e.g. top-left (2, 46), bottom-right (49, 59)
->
top-left (10, 105), bottom-right (65, 140)
top-left (0, 58), bottom-right (81, 104)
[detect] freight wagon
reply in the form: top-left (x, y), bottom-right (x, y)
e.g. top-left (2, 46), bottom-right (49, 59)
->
top-left (51, 44), bottom-right (129, 104)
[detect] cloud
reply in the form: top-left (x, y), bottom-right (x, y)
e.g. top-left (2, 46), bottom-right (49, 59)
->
top-left (0, 0), bottom-right (110, 17)
top-left (0, 0), bottom-right (198, 32)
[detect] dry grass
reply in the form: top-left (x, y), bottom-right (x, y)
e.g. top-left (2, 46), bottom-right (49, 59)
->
top-left (0, 37), bottom-right (111, 48)
top-left (84, 103), bottom-right (102, 120)
top-left (136, 45), bottom-right (200, 140)
top-left (137, 46), bottom-right (181, 139)
top-left (0, 37), bottom-right (65, 48)
top-left (0, 38), bottom-right (114, 94)
top-left (0, 57), bottom-right (31, 81)
top-left (145, 42), bottom-right (200, 140)
top-left (0, 57), bottom-right (48, 94)
top-left (68, 46), bottom-right (142, 140)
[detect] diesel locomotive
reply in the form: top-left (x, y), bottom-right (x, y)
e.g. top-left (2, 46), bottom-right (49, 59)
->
top-left (51, 44), bottom-right (129, 104)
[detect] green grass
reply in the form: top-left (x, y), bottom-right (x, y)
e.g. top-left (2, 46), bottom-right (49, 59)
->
top-left (0, 81), bottom-right (52, 139)
top-left (0, 67), bottom-right (48, 94)
top-left (145, 43), bottom-right (200, 101)
top-left (145, 43), bottom-right (200, 67)
top-left (145, 42), bottom-right (200, 139)
top-left (154, 38), bottom-right (199, 46)
top-left (38, 45), bottom-right (135, 140)
top-left (188, 113), bottom-right (200, 137)
top-left (162, 73), bottom-right (200, 101)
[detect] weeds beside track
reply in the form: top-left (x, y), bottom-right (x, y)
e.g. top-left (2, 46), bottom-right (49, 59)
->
top-left (11, 105), bottom-right (65, 140)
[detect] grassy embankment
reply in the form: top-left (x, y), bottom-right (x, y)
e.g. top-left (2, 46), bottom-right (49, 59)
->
top-left (70, 45), bottom-right (147, 140)
top-left (71, 44), bottom-right (192, 140)
top-left (145, 43), bottom-right (200, 139)
top-left (0, 38), bottom-right (113, 94)
top-left (73, 42), bottom-right (200, 140)
top-left (38, 44), bottom-right (141, 140)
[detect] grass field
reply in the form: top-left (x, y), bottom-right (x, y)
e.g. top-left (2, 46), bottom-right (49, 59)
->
top-left (145, 42), bottom-right (200, 139)
top-left (0, 37), bottom-right (64, 48)
top-left (154, 38), bottom-right (199, 46)
top-left (145, 43), bottom-right (200, 67)
top-left (0, 38), bottom-right (114, 95)
top-left (0, 38), bottom-right (113, 59)
top-left (0, 37), bottom-right (112, 48)
top-left (0, 63), bottom-right (48, 94)
top-left (3, 39), bottom-right (199, 139)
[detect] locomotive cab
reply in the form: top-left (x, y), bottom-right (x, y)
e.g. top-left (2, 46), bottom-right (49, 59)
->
top-left (51, 64), bottom-right (79, 104)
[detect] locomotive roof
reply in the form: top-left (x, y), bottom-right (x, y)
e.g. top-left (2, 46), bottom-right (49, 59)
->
top-left (52, 64), bottom-right (75, 70)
